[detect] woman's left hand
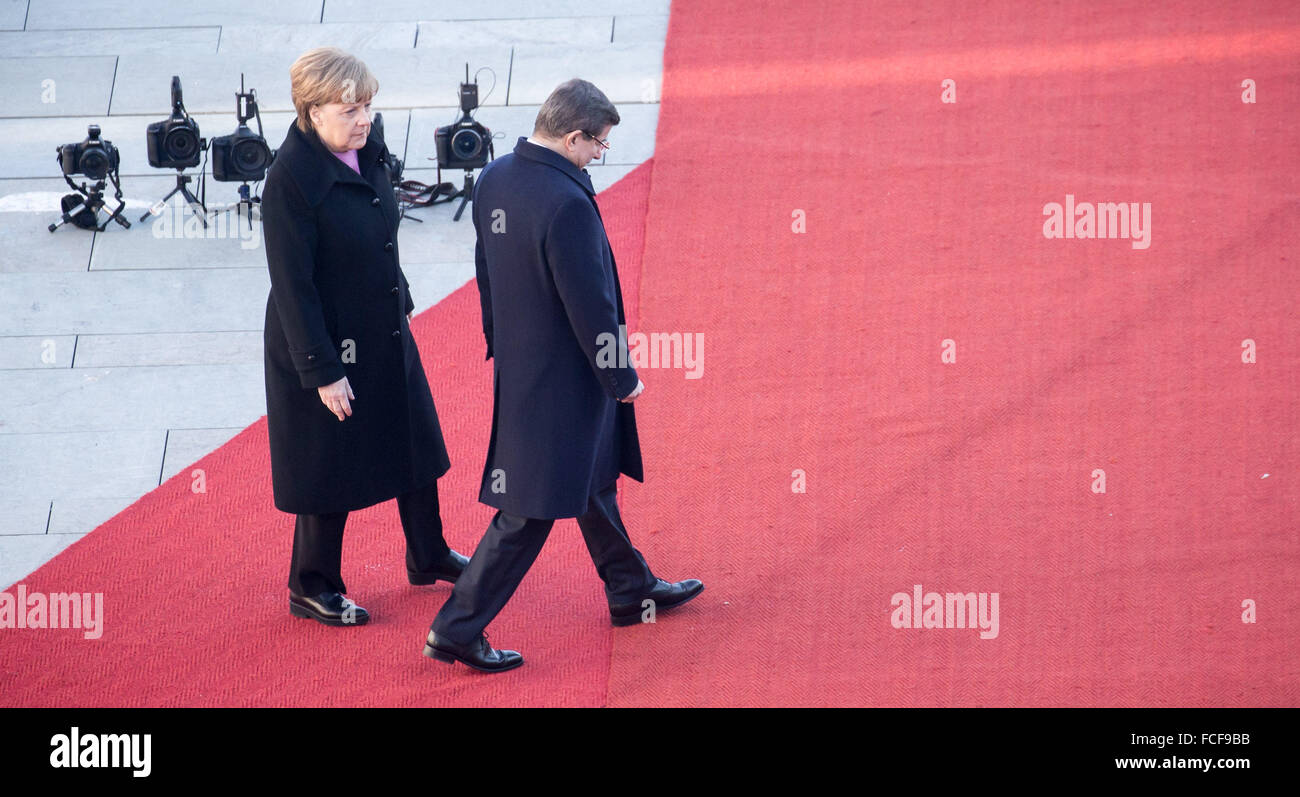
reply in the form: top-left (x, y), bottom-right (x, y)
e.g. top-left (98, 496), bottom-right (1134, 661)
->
top-left (407, 311), bottom-right (413, 324)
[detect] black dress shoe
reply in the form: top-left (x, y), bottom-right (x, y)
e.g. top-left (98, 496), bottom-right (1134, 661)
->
top-left (289, 591), bottom-right (370, 626)
top-left (423, 630), bottom-right (523, 672)
top-left (609, 578), bottom-right (704, 626)
top-left (408, 548), bottom-right (470, 586)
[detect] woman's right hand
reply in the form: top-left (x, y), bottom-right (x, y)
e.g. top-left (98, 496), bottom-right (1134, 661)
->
top-left (318, 376), bottom-right (354, 421)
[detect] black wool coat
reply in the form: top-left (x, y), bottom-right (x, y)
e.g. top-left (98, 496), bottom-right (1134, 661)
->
top-left (473, 137), bottom-right (642, 520)
top-left (261, 119), bottom-right (450, 515)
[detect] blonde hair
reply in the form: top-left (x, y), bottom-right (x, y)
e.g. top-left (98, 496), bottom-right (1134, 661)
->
top-left (289, 47), bottom-right (379, 134)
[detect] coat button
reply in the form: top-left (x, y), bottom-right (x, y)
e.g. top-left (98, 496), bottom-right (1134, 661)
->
top-left (307, 354), bottom-right (316, 360)
top-left (392, 330), bottom-right (401, 338)
top-left (384, 242), bottom-right (393, 251)
top-left (390, 286), bottom-right (399, 295)
top-left (371, 197), bottom-right (380, 206)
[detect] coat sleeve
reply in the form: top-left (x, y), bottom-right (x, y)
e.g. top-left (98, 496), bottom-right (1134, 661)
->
top-left (261, 170), bottom-right (347, 390)
top-left (471, 183), bottom-right (494, 360)
top-left (545, 194), bottom-right (639, 400)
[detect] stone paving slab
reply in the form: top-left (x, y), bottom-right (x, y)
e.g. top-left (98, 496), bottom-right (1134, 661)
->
top-left (0, 192), bottom-right (95, 272)
top-left (507, 42), bottom-right (666, 105)
top-left (218, 22), bottom-right (418, 53)
top-left (0, 267), bottom-right (269, 335)
top-left (65, 331), bottom-right (264, 368)
top-left (0, 334), bottom-right (77, 368)
top-left (0, 533), bottom-right (86, 588)
top-left (0, 503), bottom-right (57, 536)
top-left (416, 17), bottom-right (615, 48)
top-left (0, 55), bottom-right (117, 118)
top-left (0, 0), bottom-right (27, 30)
top-left (322, 0), bottom-right (668, 23)
top-left (0, 26), bottom-right (220, 56)
top-left (46, 497), bottom-right (136, 536)
top-left (0, 428), bottom-right (164, 506)
top-left (159, 426), bottom-right (245, 482)
top-left (610, 14), bottom-right (670, 43)
top-left (24, 0), bottom-right (323, 29)
top-left (1, 363), bottom-right (265, 434)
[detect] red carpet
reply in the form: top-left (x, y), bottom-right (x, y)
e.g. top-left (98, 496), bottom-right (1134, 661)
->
top-left (604, 0), bottom-right (1300, 706)
top-left (4, 1), bottom-right (1298, 707)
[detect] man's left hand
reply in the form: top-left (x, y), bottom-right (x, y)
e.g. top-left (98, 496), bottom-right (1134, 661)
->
top-left (620, 379), bottom-right (645, 403)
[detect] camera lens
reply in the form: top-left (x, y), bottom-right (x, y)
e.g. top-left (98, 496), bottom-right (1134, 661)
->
top-left (80, 149), bottom-right (108, 179)
top-left (233, 137), bottom-right (270, 171)
top-left (165, 127), bottom-right (199, 161)
top-left (451, 129), bottom-right (482, 160)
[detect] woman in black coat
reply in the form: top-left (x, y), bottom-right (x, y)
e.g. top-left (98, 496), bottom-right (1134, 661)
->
top-left (261, 47), bottom-right (467, 626)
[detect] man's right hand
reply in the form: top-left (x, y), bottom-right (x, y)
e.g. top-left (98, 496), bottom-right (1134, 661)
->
top-left (318, 376), bottom-right (354, 421)
top-left (619, 379), bottom-right (645, 403)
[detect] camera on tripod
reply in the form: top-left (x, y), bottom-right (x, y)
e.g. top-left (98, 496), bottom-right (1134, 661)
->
top-left (140, 75), bottom-right (210, 226)
top-left (420, 65), bottom-right (496, 221)
top-left (59, 125), bottom-right (119, 181)
top-left (51, 124), bottom-right (128, 232)
top-left (212, 74), bottom-right (273, 183)
top-left (146, 76), bottom-right (203, 170)
top-left (434, 67), bottom-right (492, 171)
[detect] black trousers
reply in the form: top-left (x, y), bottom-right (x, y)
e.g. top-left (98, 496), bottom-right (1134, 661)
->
top-left (288, 478), bottom-right (451, 596)
top-left (431, 481), bottom-right (657, 645)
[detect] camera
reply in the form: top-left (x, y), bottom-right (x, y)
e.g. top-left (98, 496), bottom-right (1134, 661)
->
top-left (212, 74), bottom-right (273, 182)
top-left (146, 76), bottom-right (203, 170)
top-left (58, 125), bottom-right (119, 181)
top-left (434, 69), bottom-right (492, 171)
top-left (435, 117), bottom-right (491, 170)
top-left (51, 124), bottom-right (128, 232)
top-left (212, 125), bottom-right (272, 181)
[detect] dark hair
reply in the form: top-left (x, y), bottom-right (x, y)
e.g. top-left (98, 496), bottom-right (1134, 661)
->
top-left (533, 79), bottom-right (620, 139)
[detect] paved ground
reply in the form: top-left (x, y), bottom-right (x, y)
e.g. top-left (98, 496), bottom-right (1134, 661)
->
top-left (0, 0), bottom-right (668, 587)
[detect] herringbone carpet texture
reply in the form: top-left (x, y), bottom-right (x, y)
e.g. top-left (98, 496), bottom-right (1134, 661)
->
top-left (604, 0), bottom-right (1300, 706)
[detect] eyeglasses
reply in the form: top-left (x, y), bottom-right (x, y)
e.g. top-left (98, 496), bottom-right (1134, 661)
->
top-left (581, 131), bottom-right (611, 151)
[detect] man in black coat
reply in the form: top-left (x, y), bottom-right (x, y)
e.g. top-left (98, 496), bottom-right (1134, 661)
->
top-left (262, 71), bottom-right (466, 628)
top-left (423, 79), bottom-right (703, 672)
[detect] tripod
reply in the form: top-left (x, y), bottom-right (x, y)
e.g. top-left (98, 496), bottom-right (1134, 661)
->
top-left (444, 169), bottom-right (476, 221)
top-left (208, 182), bottom-right (261, 229)
top-left (48, 173), bottom-right (130, 233)
top-left (141, 170), bottom-right (207, 227)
